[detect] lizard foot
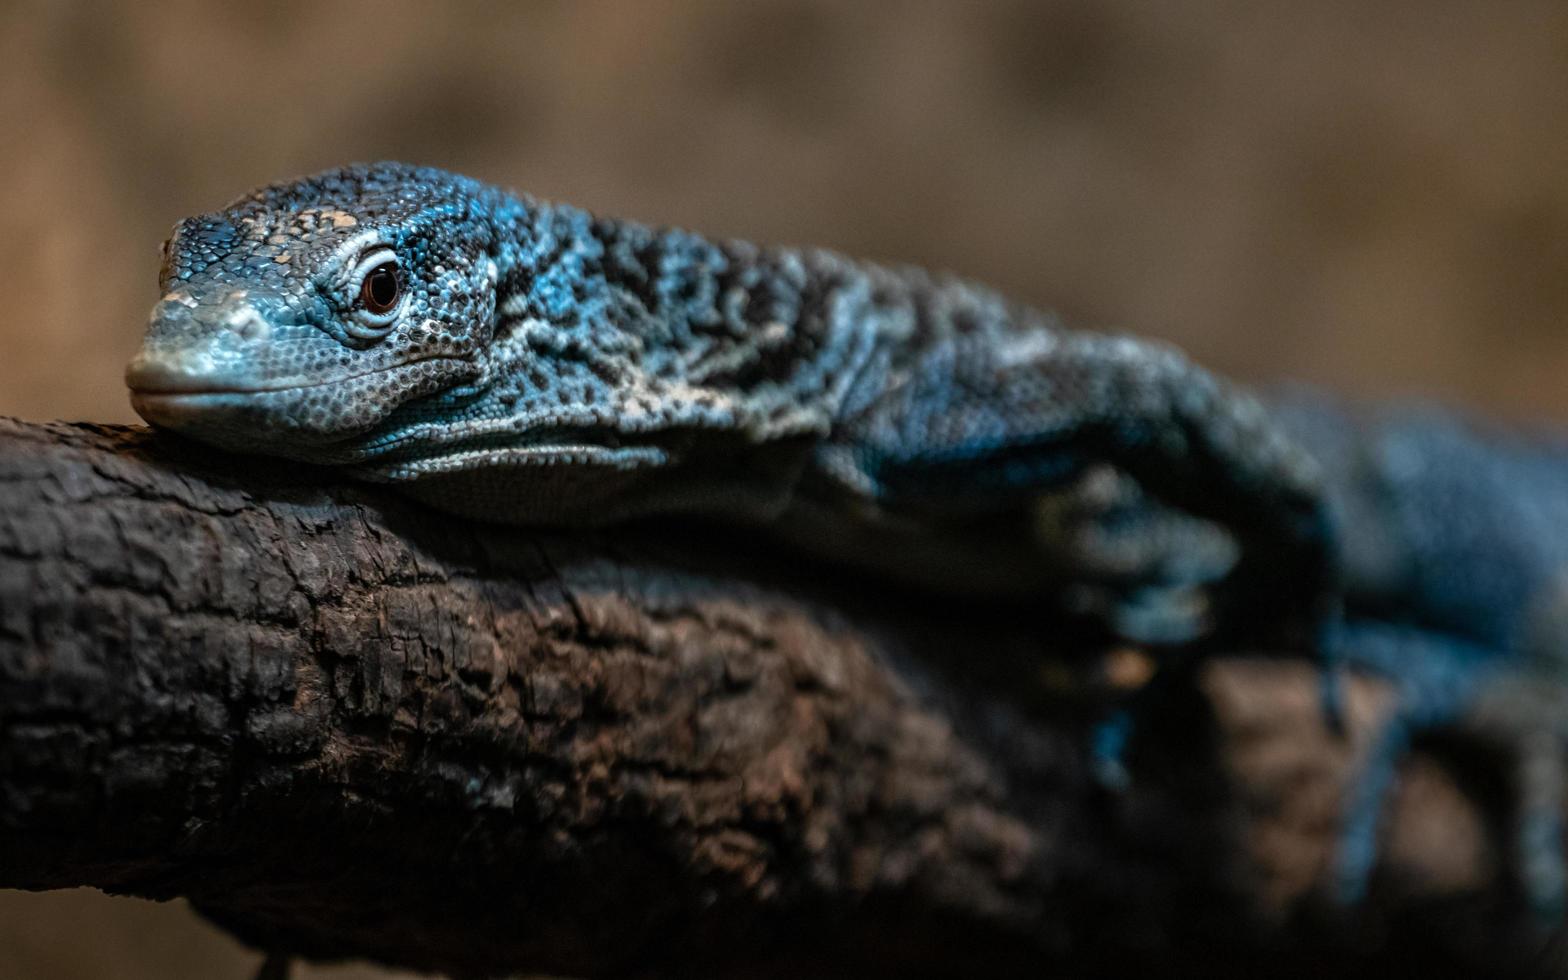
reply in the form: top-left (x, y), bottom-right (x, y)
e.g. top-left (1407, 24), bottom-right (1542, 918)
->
top-left (1332, 623), bottom-right (1568, 929)
top-left (1037, 466), bottom-right (1242, 645)
top-left (1464, 669), bottom-right (1568, 926)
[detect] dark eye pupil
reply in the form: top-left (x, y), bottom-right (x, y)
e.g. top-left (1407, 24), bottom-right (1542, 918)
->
top-left (362, 263), bottom-right (400, 313)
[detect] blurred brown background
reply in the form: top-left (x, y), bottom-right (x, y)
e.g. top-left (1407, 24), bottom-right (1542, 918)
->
top-left (2, 1), bottom-right (1566, 977)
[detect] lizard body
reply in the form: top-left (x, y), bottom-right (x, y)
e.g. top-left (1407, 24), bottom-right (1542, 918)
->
top-left (127, 162), bottom-right (1329, 642)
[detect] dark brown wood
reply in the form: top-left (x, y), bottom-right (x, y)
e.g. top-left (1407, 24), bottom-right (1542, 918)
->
top-left (0, 418), bottom-right (1546, 978)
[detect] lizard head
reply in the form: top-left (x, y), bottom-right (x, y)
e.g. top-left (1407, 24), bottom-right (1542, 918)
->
top-left (126, 162), bottom-right (503, 460)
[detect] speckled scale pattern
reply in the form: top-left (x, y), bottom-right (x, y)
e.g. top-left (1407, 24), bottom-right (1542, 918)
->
top-left (129, 162), bottom-right (1329, 607)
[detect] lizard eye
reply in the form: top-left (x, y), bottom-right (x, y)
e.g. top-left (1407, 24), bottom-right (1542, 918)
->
top-left (342, 248), bottom-right (404, 341)
top-left (359, 261), bottom-right (402, 315)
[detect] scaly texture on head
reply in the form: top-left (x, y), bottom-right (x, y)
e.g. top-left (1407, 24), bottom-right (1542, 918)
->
top-left (128, 163), bottom-right (503, 453)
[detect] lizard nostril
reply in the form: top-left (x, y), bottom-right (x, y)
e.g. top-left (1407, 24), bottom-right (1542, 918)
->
top-left (224, 306), bottom-right (271, 342)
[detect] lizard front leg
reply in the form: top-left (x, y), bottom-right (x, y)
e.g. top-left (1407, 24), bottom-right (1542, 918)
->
top-left (822, 328), bottom-right (1338, 649)
top-left (805, 326), bottom-right (1344, 790)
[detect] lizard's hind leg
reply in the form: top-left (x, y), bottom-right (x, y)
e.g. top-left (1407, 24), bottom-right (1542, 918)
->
top-left (1332, 621), bottom-right (1568, 930)
top-left (1331, 623), bottom-right (1501, 906)
top-left (1467, 665), bottom-right (1568, 926)
top-left (1515, 729), bottom-right (1568, 925)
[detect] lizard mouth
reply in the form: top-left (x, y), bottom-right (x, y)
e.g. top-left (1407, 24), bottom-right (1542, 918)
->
top-left (130, 389), bottom-right (320, 431)
top-left (125, 354), bottom-right (467, 398)
top-left (128, 388), bottom-right (369, 449)
top-left (127, 356), bottom-right (477, 451)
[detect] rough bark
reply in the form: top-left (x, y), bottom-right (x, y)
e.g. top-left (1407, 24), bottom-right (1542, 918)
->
top-left (0, 417), bottom-right (1549, 978)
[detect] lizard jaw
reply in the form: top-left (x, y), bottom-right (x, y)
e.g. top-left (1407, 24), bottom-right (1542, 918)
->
top-left (127, 356), bottom-right (480, 456)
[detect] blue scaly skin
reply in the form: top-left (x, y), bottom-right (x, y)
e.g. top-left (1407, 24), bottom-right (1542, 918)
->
top-left (124, 163), bottom-right (1564, 921)
top-left (126, 162), bottom-right (1329, 643)
top-left (1274, 395), bottom-right (1568, 923)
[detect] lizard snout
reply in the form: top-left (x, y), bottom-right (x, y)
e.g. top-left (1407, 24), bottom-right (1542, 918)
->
top-left (126, 287), bottom-right (291, 396)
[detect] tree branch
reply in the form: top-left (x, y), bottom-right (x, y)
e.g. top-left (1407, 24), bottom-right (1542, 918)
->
top-left (0, 418), bottom-right (1540, 978)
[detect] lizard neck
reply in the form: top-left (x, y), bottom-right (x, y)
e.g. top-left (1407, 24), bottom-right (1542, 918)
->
top-left (467, 194), bottom-right (890, 447)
